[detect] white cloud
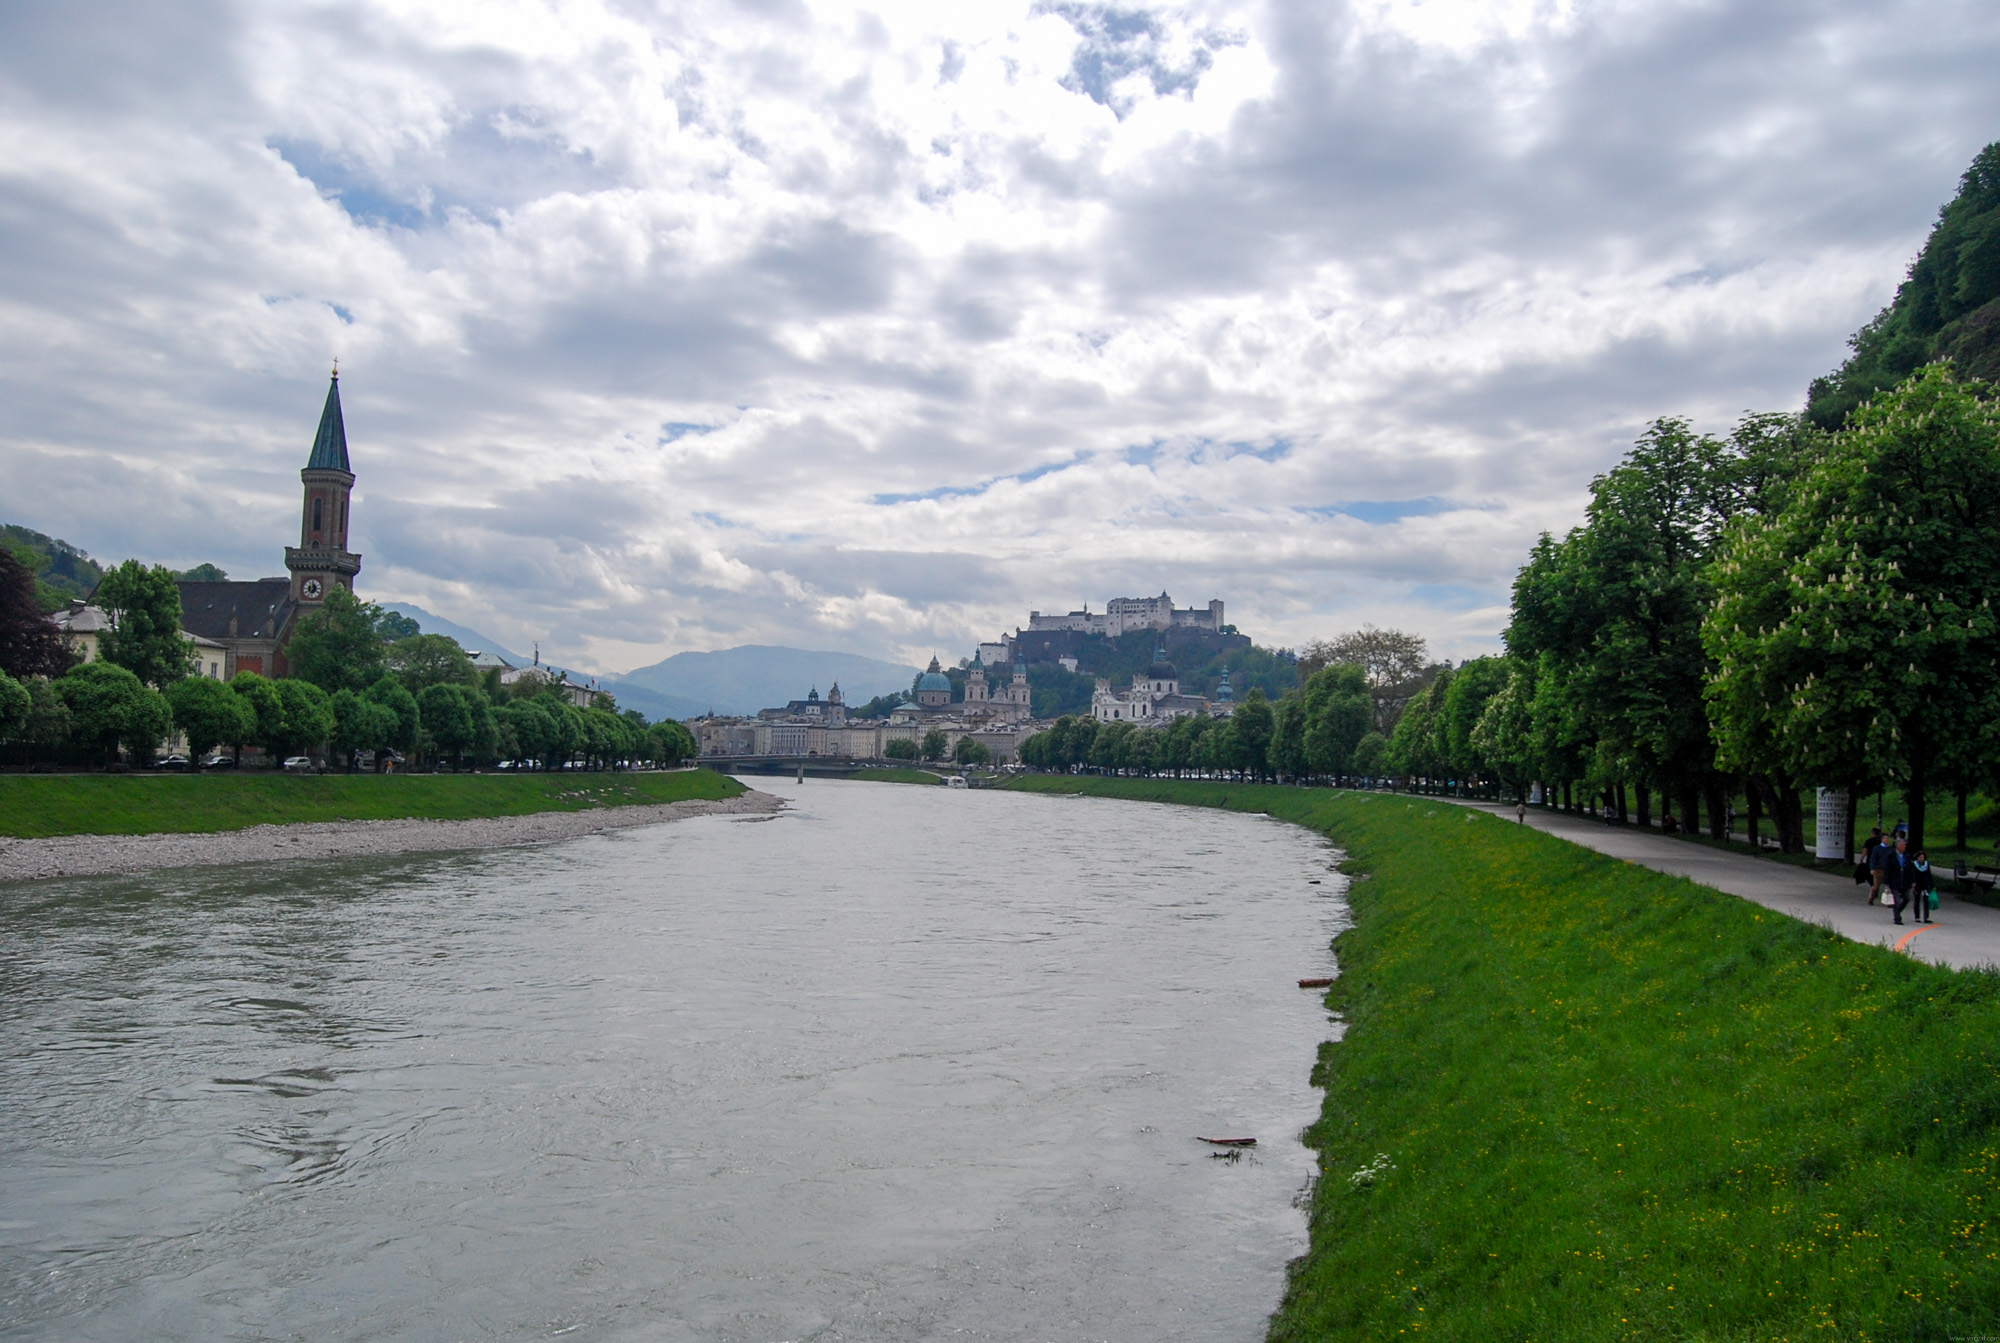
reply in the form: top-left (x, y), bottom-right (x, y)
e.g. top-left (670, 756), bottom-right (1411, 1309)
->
top-left (1, 0), bottom-right (1997, 675)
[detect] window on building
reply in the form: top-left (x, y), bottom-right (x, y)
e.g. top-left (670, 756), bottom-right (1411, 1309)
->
top-left (312, 497), bottom-right (323, 531)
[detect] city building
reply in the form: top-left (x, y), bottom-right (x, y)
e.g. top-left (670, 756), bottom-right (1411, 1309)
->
top-left (1025, 592), bottom-right (1225, 637)
top-left (1090, 652), bottom-right (1232, 724)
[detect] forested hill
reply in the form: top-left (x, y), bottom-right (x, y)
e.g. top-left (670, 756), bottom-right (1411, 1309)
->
top-left (1807, 141), bottom-right (2000, 429)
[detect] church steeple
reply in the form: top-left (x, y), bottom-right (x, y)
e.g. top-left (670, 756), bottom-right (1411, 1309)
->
top-left (285, 368), bottom-right (362, 606)
top-left (305, 370), bottom-right (350, 472)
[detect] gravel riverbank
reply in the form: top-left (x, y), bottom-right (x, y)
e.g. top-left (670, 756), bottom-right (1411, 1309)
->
top-left (0, 789), bottom-right (785, 883)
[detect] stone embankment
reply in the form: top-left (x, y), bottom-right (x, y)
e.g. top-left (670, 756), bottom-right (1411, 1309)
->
top-left (0, 789), bottom-right (785, 883)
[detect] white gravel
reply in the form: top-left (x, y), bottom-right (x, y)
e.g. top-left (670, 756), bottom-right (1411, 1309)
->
top-left (0, 788), bottom-right (786, 884)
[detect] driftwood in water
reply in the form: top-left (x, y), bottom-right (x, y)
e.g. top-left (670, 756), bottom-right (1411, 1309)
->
top-left (1197, 1136), bottom-right (1257, 1147)
top-left (1297, 977), bottom-right (1334, 988)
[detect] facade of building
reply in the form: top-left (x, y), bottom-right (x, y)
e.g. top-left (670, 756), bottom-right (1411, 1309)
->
top-left (1090, 654), bottom-right (1233, 724)
top-left (1025, 593), bottom-right (1225, 638)
top-left (693, 661), bottom-right (1037, 765)
top-left (56, 600), bottom-right (229, 679)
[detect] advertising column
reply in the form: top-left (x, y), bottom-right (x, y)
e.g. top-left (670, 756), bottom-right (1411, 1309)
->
top-left (1814, 788), bottom-right (1849, 861)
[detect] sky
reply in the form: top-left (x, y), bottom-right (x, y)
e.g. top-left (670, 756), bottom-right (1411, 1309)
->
top-left (3, 0), bottom-right (1997, 675)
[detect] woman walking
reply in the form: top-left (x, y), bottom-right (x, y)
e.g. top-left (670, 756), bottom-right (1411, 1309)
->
top-left (1912, 850), bottom-right (1937, 925)
top-left (1885, 836), bottom-right (1914, 926)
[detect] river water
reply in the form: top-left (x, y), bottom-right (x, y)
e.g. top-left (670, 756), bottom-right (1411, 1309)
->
top-left (0, 780), bottom-right (1347, 1342)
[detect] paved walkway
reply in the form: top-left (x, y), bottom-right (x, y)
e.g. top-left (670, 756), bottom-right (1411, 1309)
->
top-left (1454, 801), bottom-right (2000, 971)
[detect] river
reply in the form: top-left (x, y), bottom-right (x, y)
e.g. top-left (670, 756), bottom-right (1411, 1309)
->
top-left (0, 780), bottom-right (1348, 1341)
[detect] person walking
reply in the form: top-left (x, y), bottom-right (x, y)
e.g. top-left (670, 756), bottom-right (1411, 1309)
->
top-left (1866, 827), bottom-right (1889, 905)
top-left (1517, 798), bottom-right (1527, 824)
top-left (1913, 850), bottom-right (1937, 925)
top-left (1884, 836), bottom-right (1914, 926)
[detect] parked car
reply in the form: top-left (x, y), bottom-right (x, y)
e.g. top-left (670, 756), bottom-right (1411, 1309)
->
top-left (153, 754), bottom-right (191, 771)
top-left (201, 755), bottom-right (237, 770)
top-left (282, 756), bottom-right (316, 774)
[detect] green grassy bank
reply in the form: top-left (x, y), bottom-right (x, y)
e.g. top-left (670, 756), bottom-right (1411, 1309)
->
top-left (1006, 777), bottom-right (2000, 1341)
top-left (848, 766), bottom-right (949, 785)
top-left (0, 768), bottom-right (744, 839)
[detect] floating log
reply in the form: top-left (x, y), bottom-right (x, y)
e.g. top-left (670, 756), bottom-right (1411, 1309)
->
top-left (1298, 977), bottom-right (1334, 988)
top-left (1197, 1136), bottom-right (1258, 1147)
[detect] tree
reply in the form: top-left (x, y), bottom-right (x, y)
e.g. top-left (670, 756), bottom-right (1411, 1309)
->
top-left (95, 559), bottom-right (194, 687)
top-left (1807, 142), bottom-right (2000, 429)
top-left (374, 609), bottom-right (421, 641)
top-left (920, 727), bottom-right (948, 762)
top-left (417, 683), bottom-right (478, 769)
top-left (885, 736), bottom-right (919, 761)
top-left (1302, 664), bottom-right (1373, 779)
top-left (1705, 364), bottom-right (2000, 853)
top-left (1269, 697), bottom-right (1308, 780)
top-left (388, 634), bottom-right (476, 694)
top-left (498, 699), bottom-right (558, 768)
top-left (1230, 690), bottom-right (1274, 780)
top-left (647, 719), bottom-right (696, 767)
top-left (0, 548), bottom-right (74, 679)
top-left (18, 677), bottom-right (73, 763)
top-left (0, 668), bottom-right (30, 743)
top-left (1388, 668), bottom-right (1452, 786)
top-left (275, 679), bottom-right (336, 758)
top-left (166, 676), bottom-right (255, 768)
top-left (174, 563), bottom-right (228, 581)
top-left (231, 672), bottom-right (287, 759)
top-left (56, 660), bottom-right (171, 765)
top-left (1298, 627), bottom-right (1430, 732)
top-left (365, 675), bottom-right (422, 758)
top-left (953, 735), bottom-right (992, 766)
top-left (286, 586), bottom-right (389, 692)
top-left (1351, 731), bottom-right (1388, 778)
top-left (1441, 657), bottom-right (1511, 791)
top-left (328, 689), bottom-right (399, 771)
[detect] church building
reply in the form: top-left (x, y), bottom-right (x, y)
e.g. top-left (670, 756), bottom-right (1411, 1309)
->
top-left (178, 371), bottom-right (362, 678)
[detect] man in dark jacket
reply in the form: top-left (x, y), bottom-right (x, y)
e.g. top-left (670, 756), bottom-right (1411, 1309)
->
top-left (1884, 836), bottom-right (1915, 926)
top-left (1865, 827), bottom-right (1888, 905)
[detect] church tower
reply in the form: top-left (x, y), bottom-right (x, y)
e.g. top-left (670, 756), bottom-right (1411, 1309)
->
top-left (285, 370), bottom-right (362, 606)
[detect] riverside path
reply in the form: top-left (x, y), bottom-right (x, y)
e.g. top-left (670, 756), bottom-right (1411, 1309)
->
top-left (1454, 800), bottom-right (2000, 971)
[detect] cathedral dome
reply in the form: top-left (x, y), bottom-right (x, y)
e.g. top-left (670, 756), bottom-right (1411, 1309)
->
top-left (917, 655), bottom-right (952, 694)
top-left (1147, 658), bottom-right (1178, 681)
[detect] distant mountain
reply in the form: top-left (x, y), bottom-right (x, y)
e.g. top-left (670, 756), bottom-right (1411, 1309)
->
top-left (379, 603), bottom-right (533, 665)
top-left (609, 645), bottom-right (920, 718)
top-left (376, 607), bottom-right (915, 721)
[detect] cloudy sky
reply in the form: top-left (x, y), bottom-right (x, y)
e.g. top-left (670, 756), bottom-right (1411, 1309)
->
top-left (3, 0), bottom-right (1997, 674)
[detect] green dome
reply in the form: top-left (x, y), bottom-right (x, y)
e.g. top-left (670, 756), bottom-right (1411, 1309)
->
top-left (917, 670), bottom-right (952, 692)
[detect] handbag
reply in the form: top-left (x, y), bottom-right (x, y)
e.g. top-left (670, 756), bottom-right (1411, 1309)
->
top-left (1928, 889), bottom-right (1940, 910)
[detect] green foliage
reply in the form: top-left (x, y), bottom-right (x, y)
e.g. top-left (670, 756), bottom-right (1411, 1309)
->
top-left (388, 633), bottom-right (476, 693)
top-left (94, 559), bottom-right (194, 687)
top-left (417, 682), bottom-right (478, 767)
top-left (274, 678), bottom-right (335, 756)
top-left (953, 735), bottom-right (992, 765)
top-left (173, 563), bottom-right (228, 582)
top-left (1809, 142), bottom-right (2000, 429)
top-left (1, 523), bottom-right (104, 610)
top-left (1009, 776), bottom-right (2000, 1341)
top-left (0, 546), bottom-right (75, 679)
top-left (920, 727), bottom-right (948, 761)
top-left (229, 672), bottom-right (286, 754)
top-left (1705, 364), bottom-right (2000, 850)
top-left (849, 691), bottom-right (911, 720)
top-left (166, 675), bottom-right (255, 764)
top-left (373, 609), bottom-right (421, 641)
top-left (328, 688), bottom-right (400, 769)
top-left (364, 675), bottom-right (421, 753)
top-left (286, 586), bottom-right (390, 692)
top-left (0, 668), bottom-right (30, 742)
top-left (0, 769), bottom-right (744, 839)
top-left (56, 660), bottom-right (172, 764)
top-left (646, 718), bottom-right (696, 766)
top-left (1302, 663), bottom-right (1373, 778)
top-left (884, 736), bottom-right (919, 760)
top-left (1351, 730), bottom-right (1388, 777)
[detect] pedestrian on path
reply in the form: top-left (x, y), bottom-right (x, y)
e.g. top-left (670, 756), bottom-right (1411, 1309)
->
top-left (1517, 799), bottom-right (1527, 824)
top-left (1867, 828), bottom-right (1890, 905)
top-left (1885, 836), bottom-right (1915, 926)
top-left (1913, 850), bottom-right (1937, 925)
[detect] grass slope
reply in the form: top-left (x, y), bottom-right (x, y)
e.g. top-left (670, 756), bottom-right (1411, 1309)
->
top-left (848, 766), bottom-right (949, 785)
top-left (0, 769), bottom-right (744, 839)
top-left (1006, 777), bottom-right (2000, 1341)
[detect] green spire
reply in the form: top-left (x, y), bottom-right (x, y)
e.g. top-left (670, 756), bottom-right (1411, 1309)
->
top-left (305, 370), bottom-right (350, 472)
